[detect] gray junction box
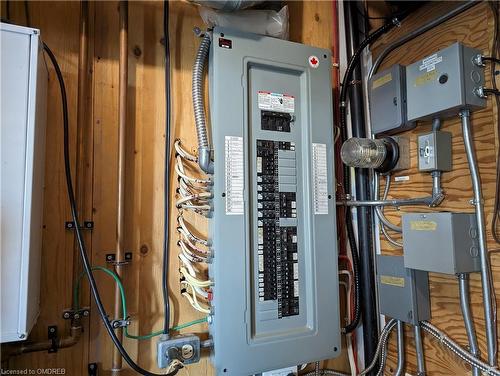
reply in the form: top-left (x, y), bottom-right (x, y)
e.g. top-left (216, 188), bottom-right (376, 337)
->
top-left (376, 255), bottom-right (430, 325)
top-left (406, 42), bottom-right (486, 122)
top-left (208, 28), bottom-right (340, 375)
top-left (369, 64), bottom-right (415, 135)
top-left (402, 213), bottom-right (481, 275)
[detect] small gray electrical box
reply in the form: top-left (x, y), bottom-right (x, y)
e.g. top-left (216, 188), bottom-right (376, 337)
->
top-left (417, 131), bottom-right (452, 172)
top-left (376, 255), bottom-right (430, 325)
top-left (369, 65), bottom-right (415, 135)
top-left (406, 42), bottom-right (486, 121)
top-left (402, 213), bottom-right (481, 274)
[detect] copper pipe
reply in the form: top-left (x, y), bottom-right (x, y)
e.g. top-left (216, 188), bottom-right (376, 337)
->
top-left (7, 321), bottom-right (82, 357)
top-left (72, 0), bottom-right (89, 310)
top-left (111, 1), bottom-right (128, 374)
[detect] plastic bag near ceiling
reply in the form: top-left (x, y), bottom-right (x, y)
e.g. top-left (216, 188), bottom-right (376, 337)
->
top-left (199, 5), bottom-right (289, 40)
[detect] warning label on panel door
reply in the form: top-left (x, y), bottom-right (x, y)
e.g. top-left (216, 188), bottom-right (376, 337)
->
top-left (258, 91), bottom-right (295, 113)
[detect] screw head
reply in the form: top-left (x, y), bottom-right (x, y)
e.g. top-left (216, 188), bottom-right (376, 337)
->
top-left (63, 312), bottom-right (70, 319)
top-left (83, 310), bottom-right (90, 317)
top-left (74, 314), bottom-right (81, 320)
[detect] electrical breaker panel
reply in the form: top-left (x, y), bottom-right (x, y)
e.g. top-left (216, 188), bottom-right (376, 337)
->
top-left (208, 27), bottom-right (340, 375)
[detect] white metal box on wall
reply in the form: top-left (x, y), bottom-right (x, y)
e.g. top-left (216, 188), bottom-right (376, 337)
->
top-left (1, 23), bottom-right (47, 343)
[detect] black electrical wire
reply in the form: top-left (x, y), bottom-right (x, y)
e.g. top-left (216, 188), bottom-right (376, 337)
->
top-left (489, 1), bottom-right (500, 244)
top-left (484, 88), bottom-right (500, 96)
top-left (42, 42), bottom-right (179, 376)
top-left (339, 18), bottom-right (399, 335)
top-left (483, 56), bottom-right (500, 65)
top-left (162, 0), bottom-right (172, 336)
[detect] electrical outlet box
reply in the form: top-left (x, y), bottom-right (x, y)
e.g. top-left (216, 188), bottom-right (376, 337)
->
top-left (157, 334), bottom-right (201, 368)
top-left (417, 131), bottom-right (452, 172)
top-left (406, 42), bottom-right (486, 121)
top-left (369, 64), bottom-right (415, 136)
top-left (402, 213), bottom-right (481, 274)
top-left (376, 255), bottom-right (430, 325)
top-left (208, 27), bottom-right (340, 375)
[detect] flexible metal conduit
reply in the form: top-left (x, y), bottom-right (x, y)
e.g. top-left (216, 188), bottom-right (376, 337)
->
top-left (421, 321), bottom-right (500, 376)
top-left (458, 273), bottom-right (481, 376)
top-left (192, 32), bottom-right (214, 174)
top-left (304, 319), bottom-right (398, 376)
top-left (460, 109), bottom-right (497, 367)
top-left (394, 321), bottom-right (405, 376)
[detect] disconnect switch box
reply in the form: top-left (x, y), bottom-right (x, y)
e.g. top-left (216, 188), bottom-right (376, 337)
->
top-left (376, 255), bottom-right (430, 325)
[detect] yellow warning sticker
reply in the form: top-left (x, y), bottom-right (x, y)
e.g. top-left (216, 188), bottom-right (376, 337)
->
top-left (372, 73), bottom-right (392, 90)
top-left (415, 70), bottom-right (438, 87)
top-left (410, 220), bottom-right (438, 231)
top-left (380, 275), bottom-right (405, 288)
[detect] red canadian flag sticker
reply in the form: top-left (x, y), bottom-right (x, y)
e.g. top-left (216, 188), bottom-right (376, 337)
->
top-left (308, 55), bottom-right (319, 68)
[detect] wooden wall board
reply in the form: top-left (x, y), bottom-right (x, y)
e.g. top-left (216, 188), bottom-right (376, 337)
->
top-left (2, 1), bottom-right (349, 375)
top-left (369, 2), bottom-right (500, 375)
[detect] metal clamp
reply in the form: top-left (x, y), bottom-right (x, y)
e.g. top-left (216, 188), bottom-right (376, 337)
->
top-left (65, 221), bottom-right (94, 231)
top-left (48, 325), bottom-right (58, 353)
top-left (88, 363), bottom-right (98, 376)
top-left (105, 252), bottom-right (132, 265)
top-left (110, 317), bottom-right (131, 329)
top-left (62, 307), bottom-right (90, 320)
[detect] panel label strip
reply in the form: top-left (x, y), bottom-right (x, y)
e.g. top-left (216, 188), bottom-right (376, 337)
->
top-left (225, 136), bottom-right (244, 215)
top-left (312, 143), bottom-right (328, 215)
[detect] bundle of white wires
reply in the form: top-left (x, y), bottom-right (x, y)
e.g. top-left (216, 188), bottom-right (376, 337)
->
top-left (174, 140), bottom-right (213, 314)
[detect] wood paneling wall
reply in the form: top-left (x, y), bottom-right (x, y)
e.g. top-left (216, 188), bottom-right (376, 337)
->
top-left (2, 1), bottom-right (348, 374)
top-left (369, 2), bottom-right (500, 375)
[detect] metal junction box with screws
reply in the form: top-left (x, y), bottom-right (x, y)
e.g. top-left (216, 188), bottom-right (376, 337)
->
top-left (402, 213), bottom-right (481, 274)
top-left (406, 42), bottom-right (486, 122)
top-left (369, 64), bottom-right (415, 136)
top-left (417, 131), bottom-right (452, 172)
top-left (376, 255), bottom-right (430, 325)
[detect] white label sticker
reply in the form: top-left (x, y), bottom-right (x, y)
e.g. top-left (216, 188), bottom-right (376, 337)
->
top-left (394, 175), bottom-right (410, 182)
top-left (312, 143), bottom-right (329, 215)
top-left (258, 91), bottom-right (295, 113)
top-left (225, 136), bottom-right (244, 215)
top-left (419, 53), bottom-right (443, 72)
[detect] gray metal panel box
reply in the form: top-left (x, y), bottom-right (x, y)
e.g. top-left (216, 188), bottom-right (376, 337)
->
top-left (406, 42), bottom-right (486, 121)
top-left (417, 131), bottom-right (452, 172)
top-left (369, 64), bottom-right (415, 135)
top-left (376, 255), bottom-right (430, 325)
top-left (402, 213), bottom-right (481, 274)
top-left (209, 27), bottom-right (340, 375)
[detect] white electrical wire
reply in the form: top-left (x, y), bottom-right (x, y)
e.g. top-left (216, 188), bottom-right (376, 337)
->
top-left (340, 270), bottom-right (357, 376)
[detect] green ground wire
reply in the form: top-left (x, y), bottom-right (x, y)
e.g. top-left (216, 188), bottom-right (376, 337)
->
top-left (74, 266), bottom-right (208, 340)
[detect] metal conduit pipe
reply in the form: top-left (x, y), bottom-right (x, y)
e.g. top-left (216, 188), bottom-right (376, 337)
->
top-left (421, 321), bottom-right (500, 376)
top-left (394, 321), bottom-right (405, 376)
top-left (112, 2), bottom-right (128, 374)
top-left (8, 320), bottom-right (82, 356)
top-left (458, 273), bottom-right (481, 376)
top-left (460, 109), bottom-right (498, 366)
top-left (192, 32), bottom-right (214, 174)
top-left (414, 325), bottom-right (426, 375)
top-left (368, 1), bottom-right (477, 80)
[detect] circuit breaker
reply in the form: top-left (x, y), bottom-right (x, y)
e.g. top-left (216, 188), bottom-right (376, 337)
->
top-left (208, 28), bottom-right (340, 375)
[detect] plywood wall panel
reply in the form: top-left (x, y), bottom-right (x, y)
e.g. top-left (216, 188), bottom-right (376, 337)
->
top-left (369, 2), bottom-right (500, 375)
